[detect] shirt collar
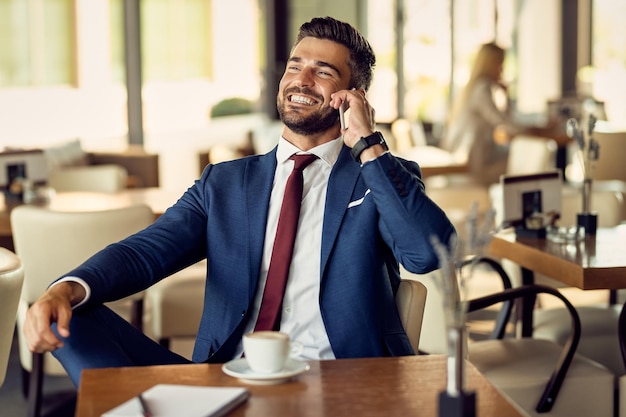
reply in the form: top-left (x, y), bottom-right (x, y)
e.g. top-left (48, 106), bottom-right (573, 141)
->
top-left (276, 136), bottom-right (343, 168)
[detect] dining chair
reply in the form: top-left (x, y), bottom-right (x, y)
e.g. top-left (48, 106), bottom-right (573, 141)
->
top-left (145, 260), bottom-right (207, 352)
top-left (592, 179), bottom-right (626, 223)
top-left (391, 118), bottom-right (427, 153)
top-left (402, 257), bottom-right (514, 356)
top-left (506, 135), bottom-right (558, 177)
top-left (47, 163), bottom-right (128, 193)
top-left (425, 186), bottom-right (492, 244)
top-left (395, 279), bottom-right (428, 353)
top-left (0, 248), bottom-right (24, 389)
top-left (10, 203), bottom-right (154, 417)
top-left (467, 284), bottom-right (615, 417)
top-left (405, 260), bottom-right (614, 416)
top-left (399, 268), bottom-right (447, 354)
top-left (591, 128), bottom-right (626, 183)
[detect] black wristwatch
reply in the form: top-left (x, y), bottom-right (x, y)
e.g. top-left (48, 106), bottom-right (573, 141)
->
top-left (350, 131), bottom-right (389, 162)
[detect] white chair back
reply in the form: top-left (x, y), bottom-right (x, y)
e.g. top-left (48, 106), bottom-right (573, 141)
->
top-left (400, 268), bottom-right (447, 354)
top-left (0, 248), bottom-right (24, 388)
top-left (506, 135), bottom-right (557, 176)
top-left (10, 204), bottom-right (154, 375)
top-left (592, 129), bottom-right (626, 182)
top-left (395, 279), bottom-right (427, 353)
top-left (391, 118), bottom-right (428, 152)
top-left (48, 164), bottom-right (128, 193)
top-left (559, 187), bottom-right (623, 228)
top-left (146, 260), bottom-right (207, 353)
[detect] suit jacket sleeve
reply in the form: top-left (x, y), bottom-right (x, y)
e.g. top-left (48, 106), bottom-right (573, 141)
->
top-left (359, 151), bottom-right (456, 273)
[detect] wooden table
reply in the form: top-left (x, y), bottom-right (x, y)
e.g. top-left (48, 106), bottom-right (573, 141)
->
top-left (0, 187), bottom-right (184, 249)
top-left (76, 355), bottom-right (524, 417)
top-left (490, 226), bottom-right (626, 290)
top-left (488, 225), bottom-right (626, 335)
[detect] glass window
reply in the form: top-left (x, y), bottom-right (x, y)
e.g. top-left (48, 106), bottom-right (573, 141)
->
top-left (110, 0), bottom-right (212, 82)
top-left (591, 0), bottom-right (626, 123)
top-left (365, 0), bottom-right (397, 123)
top-left (109, 0), bottom-right (262, 133)
top-left (0, 0), bottom-right (75, 87)
top-left (403, 0), bottom-right (450, 124)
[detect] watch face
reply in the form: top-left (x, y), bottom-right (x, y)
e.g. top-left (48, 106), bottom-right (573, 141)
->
top-left (371, 132), bottom-right (388, 150)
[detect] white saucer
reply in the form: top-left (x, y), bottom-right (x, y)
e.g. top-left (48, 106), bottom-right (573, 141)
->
top-left (221, 358), bottom-right (310, 385)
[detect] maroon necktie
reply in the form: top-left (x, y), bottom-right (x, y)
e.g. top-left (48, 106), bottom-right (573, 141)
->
top-left (254, 153), bottom-right (318, 331)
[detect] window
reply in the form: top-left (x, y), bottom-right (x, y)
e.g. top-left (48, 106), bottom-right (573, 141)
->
top-left (0, 0), bottom-right (75, 87)
top-left (109, 0), bottom-right (262, 132)
top-left (365, 0), bottom-right (397, 123)
top-left (591, 0), bottom-right (626, 123)
top-left (110, 0), bottom-right (213, 83)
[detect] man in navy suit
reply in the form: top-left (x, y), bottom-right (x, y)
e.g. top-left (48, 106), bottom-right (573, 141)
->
top-left (24, 16), bottom-right (455, 385)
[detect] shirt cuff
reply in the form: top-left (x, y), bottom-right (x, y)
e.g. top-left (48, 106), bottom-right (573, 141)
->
top-left (360, 150), bottom-right (390, 165)
top-left (49, 277), bottom-right (91, 309)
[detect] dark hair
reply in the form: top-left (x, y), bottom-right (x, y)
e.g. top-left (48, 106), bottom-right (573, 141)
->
top-left (293, 16), bottom-right (376, 91)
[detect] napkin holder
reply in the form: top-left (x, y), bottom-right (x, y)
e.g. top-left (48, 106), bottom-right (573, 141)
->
top-left (500, 171), bottom-right (561, 239)
top-left (439, 390), bottom-right (476, 417)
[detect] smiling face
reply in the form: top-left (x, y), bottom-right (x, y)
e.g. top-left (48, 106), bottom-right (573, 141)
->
top-left (277, 37), bottom-right (352, 143)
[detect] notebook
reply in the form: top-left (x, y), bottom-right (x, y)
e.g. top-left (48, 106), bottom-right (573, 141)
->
top-left (101, 384), bottom-right (250, 417)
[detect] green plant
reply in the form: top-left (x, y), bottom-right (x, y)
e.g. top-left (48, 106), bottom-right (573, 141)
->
top-left (210, 97), bottom-right (255, 118)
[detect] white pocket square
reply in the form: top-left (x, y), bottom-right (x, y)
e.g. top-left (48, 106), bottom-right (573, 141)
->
top-left (348, 189), bottom-right (371, 208)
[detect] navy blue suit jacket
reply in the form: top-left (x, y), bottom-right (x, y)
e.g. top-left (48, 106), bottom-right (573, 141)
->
top-left (66, 146), bottom-right (455, 363)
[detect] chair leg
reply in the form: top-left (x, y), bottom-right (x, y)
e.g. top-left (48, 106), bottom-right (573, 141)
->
top-left (21, 366), bottom-right (30, 398)
top-left (27, 352), bottom-right (44, 417)
top-left (130, 298), bottom-right (144, 332)
top-left (159, 338), bottom-right (170, 350)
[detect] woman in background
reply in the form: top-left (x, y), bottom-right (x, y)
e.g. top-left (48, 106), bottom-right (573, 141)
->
top-left (441, 43), bottom-right (521, 185)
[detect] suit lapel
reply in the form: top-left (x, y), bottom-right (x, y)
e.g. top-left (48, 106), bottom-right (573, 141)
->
top-left (244, 149), bottom-right (278, 297)
top-left (320, 146), bottom-right (360, 275)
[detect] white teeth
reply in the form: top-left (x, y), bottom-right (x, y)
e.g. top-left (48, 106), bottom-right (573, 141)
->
top-left (290, 95), bottom-right (314, 105)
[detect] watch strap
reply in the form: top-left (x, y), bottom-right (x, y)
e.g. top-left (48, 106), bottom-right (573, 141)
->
top-left (350, 131), bottom-right (388, 161)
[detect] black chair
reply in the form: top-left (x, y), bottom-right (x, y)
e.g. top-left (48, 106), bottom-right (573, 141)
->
top-left (467, 283), bottom-right (614, 416)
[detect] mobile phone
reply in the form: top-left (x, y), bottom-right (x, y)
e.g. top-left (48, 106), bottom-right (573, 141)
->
top-left (339, 102), bottom-right (347, 130)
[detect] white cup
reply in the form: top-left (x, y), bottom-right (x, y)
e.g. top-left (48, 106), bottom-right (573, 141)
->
top-left (243, 331), bottom-right (302, 374)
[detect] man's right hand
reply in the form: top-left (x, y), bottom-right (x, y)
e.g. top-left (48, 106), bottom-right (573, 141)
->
top-left (23, 281), bottom-right (85, 353)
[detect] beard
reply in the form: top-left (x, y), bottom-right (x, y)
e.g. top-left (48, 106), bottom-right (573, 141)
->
top-left (277, 91), bottom-right (339, 136)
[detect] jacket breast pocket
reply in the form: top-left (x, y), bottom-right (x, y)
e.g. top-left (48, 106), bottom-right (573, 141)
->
top-left (348, 188), bottom-right (371, 208)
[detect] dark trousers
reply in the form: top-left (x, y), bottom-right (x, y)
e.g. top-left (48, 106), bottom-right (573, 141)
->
top-left (52, 304), bottom-right (191, 386)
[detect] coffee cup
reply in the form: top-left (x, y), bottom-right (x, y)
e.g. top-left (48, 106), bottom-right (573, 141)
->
top-left (243, 331), bottom-right (303, 374)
